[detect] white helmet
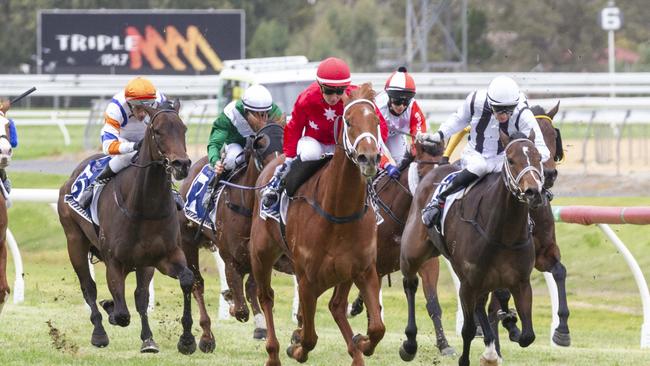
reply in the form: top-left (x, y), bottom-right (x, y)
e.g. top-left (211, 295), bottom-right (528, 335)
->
top-left (487, 76), bottom-right (520, 107)
top-left (242, 84), bottom-right (273, 112)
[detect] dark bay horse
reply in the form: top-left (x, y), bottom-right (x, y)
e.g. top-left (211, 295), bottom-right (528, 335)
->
top-left (0, 118), bottom-right (12, 314)
top-left (58, 103), bottom-right (196, 354)
top-left (401, 130), bottom-right (545, 366)
top-left (348, 138), bottom-right (456, 356)
top-left (177, 122), bottom-right (287, 351)
top-left (250, 84), bottom-right (385, 366)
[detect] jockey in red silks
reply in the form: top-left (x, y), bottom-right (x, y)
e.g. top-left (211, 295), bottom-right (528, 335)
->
top-left (260, 57), bottom-right (388, 220)
top-left (375, 67), bottom-right (427, 179)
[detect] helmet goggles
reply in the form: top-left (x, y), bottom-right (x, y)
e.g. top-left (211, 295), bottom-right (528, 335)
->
top-left (128, 98), bottom-right (156, 108)
top-left (491, 104), bottom-right (516, 115)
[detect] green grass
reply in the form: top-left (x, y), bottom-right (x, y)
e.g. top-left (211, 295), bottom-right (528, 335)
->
top-left (1, 190), bottom-right (649, 365)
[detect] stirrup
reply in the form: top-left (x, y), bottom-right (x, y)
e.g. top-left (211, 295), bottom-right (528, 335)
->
top-left (77, 187), bottom-right (94, 209)
top-left (2, 178), bottom-right (10, 194)
top-left (260, 201), bottom-right (281, 222)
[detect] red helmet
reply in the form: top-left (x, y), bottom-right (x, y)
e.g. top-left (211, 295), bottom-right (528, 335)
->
top-left (385, 67), bottom-right (416, 99)
top-left (316, 57), bottom-right (351, 87)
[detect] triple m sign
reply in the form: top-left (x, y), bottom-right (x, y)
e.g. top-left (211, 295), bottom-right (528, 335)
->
top-left (38, 10), bottom-right (244, 74)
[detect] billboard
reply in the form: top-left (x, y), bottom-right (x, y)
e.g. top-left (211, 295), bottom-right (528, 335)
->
top-left (38, 9), bottom-right (244, 74)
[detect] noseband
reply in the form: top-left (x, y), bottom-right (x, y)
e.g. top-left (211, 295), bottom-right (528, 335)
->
top-left (341, 99), bottom-right (381, 165)
top-left (502, 138), bottom-right (544, 202)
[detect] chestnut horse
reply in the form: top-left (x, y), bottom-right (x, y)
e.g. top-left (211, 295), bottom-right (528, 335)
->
top-left (177, 122), bottom-right (287, 351)
top-left (250, 84), bottom-right (385, 366)
top-left (401, 131), bottom-right (545, 366)
top-left (0, 118), bottom-right (12, 314)
top-left (58, 103), bottom-right (196, 354)
top-left (348, 137), bottom-right (456, 356)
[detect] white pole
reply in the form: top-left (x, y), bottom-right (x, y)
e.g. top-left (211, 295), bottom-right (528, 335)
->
top-left (443, 258), bottom-right (463, 335)
top-left (597, 224), bottom-right (650, 348)
top-left (212, 250), bottom-right (231, 320)
top-left (608, 29), bottom-right (616, 97)
top-left (6, 229), bottom-right (24, 304)
top-left (543, 272), bottom-right (561, 346)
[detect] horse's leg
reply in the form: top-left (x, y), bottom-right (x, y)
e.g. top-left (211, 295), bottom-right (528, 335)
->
top-left (475, 294), bottom-right (501, 366)
top-left (134, 267), bottom-right (159, 353)
top-left (156, 247), bottom-right (196, 355)
top-left (549, 261), bottom-right (571, 346)
top-left (182, 239), bottom-right (215, 353)
top-left (222, 250), bottom-right (249, 322)
top-left (287, 277), bottom-right (319, 363)
top-left (458, 284), bottom-right (477, 366)
top-left (0, 238), bottom-right (9, 313)
top-left (348, 291), bottom-right (364, 317)
top-left (245, 274), bottom-right (267, 340)
top-left (486, 293), bottom-right (502, 358)
top-left (418, 257), bottom-right (455, 356)
top-left (510, 280), bottom-right (536, 348)
top-left (351, 265), bottom-right (386, 359)
top-left (62, 223), bottom-right (109, 347)
top-left (104, 260), bottom-right (130, 327)
top-left (327, 280), bottom-right (365, 365)
top-left (492, 288), bottom-right (521, 342)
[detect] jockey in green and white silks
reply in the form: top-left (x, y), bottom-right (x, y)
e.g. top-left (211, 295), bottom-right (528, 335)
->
top-left (421, 75), bottom-right (551, 227)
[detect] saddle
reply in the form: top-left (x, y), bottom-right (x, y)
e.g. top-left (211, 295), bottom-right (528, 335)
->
top-left (284, 156), bottom-right (332, 197)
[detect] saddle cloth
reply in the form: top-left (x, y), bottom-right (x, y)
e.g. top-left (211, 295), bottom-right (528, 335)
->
top-left (434, 171), bottom-right (484, 235)
top-left (64, 156), bottom-right (111, 225)
top-left (183, 164), bottom-right (225, 230)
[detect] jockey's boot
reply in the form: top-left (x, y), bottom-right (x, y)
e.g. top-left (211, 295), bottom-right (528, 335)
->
top-left (260, 160), bottom-right (293, 221)
top-left (421, 169), bottom-right (479, 228)
top-left (201, 169), bottom-right (227, 211)
top-left (78, 165), bottom-right (117, 209)
top-left (0, 169), bottom-right (9, 194)
top-left (172, 189), bottom-right (184, 210)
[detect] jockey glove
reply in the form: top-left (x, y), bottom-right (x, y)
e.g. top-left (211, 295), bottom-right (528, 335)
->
top-left (385, 164), bottom-right (400, 179)
top-left (133, 139), bottom-right (143, 152)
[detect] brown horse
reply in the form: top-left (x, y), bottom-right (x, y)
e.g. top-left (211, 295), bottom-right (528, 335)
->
top-left (57, 103), bottom-right (196, 354)
top-left (250, 83), bottom-right (385, 366)
top-left (348, 138), bottom-right (456, 355)
top-left (177, 121), bottom-right (287, 352)
top-left (488, 102), bottom-right (571, 347)
top-left (0, 117), bottom-right (12, 314)
top-left (401, 130), bottom-right (545, 366)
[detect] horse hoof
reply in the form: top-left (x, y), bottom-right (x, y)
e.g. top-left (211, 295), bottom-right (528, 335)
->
top-left (479, 355), bottom-right (502, 366)
top-left (439, 345), bottom-right (456, 357)
top-left (99, 300), bottom-right (114, 313)
top-left (253, 327), bottom-right (267, 340)
top-left (234, 308), bottom-right (250, 323)
top-left (348, 300), bottom-right (364, 318)
top-left (290, 329), bottom-right (301, 344)
top-left (518, 333), bottom-right (535, 348)
top-left (552, 330), bottom-right (571, 347)
top-left (399, 343), bottom-right (417, 362)
top-left (110, 313), bottom-right (130, 327)
top-left (177, 334), bottom-right (197, 355)
top-left (91, 332), bottom-right (109, 348)
top-left (140, 338), bottom-right (160, 353)
top-left (508, 328), bottom-right (521, 342)
top-left (198, 337), bottom-right (216, 353)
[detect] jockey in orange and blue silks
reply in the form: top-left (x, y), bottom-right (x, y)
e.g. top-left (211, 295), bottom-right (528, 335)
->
top-left (0, 100), bottom-right (17, 194)
top-left (77, 76), bottom-right (169, 209)
top-left (376, 67), bottom-right (427, 179)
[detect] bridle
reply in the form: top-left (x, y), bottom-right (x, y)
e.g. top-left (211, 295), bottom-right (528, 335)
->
top-left (130, 109), bottom-right (181, 174)
top-left (341, 99), bottom-right (381, 166)
top-left (502, 138), bottom-right (544, 202)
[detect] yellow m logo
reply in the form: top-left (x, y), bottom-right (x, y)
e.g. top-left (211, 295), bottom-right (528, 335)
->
top-left (127, 25), bottom-right (223, 72)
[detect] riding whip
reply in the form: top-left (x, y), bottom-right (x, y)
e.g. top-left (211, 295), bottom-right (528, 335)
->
top-left (10, 87), bottom-right (37, 105)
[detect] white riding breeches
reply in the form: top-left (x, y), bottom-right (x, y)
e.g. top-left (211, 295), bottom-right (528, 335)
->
top-left (460, 145), bottom-right (504, 177)
top-left (223, 143), bottom-right (245, 170)
top-left (296, 136), bottom-right (335, 162)
top-left (108, 151), bottom-right (137, 173)
top-left (385, 134), bottom-right (408, 166)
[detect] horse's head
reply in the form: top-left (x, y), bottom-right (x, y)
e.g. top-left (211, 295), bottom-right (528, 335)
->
top-left (412, 135), bottom-right (444, 178)
top-left (531, 102), bottom-right (563, 188)
top-left (500, 130), bottom-right (545, 209)
top-left (142, 100), bottom-right (191, 180)
top-left (341, 83), bottom-right (382, 178)
top-left (0, 117), bottom-right (12, 169)
top-left (251, 121), bottom-right (285, 170)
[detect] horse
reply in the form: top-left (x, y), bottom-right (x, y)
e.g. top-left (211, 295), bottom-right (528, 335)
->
top-left (0, 117), bottom-right (13, 314)
top-left (400, 130), bottom-right (546, 366)
top-left (347, 137), bottom-right (456, 356)
top-left (176, 121), bottom-right (288, 351)
top-left (249, 83), bottom-right (385, 366)
top-left (487, 102), bottom-right (571, 347)
top-left (57, 102), bottom-right (196, 354)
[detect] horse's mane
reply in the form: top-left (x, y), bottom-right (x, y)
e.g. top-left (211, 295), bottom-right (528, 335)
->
top-left (349, 83), bottom-right (375, 102)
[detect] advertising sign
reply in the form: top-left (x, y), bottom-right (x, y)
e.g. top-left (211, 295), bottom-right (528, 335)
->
top-left (38, 10), bottom-right (244, 74)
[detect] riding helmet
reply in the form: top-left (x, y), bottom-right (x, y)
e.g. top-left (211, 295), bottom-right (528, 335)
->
top-left (124, 77), bottom-right (157, 102)
top-left (385, 66), bottom-right (416, 100)
top-left (486, 75), bottom-right (520, 107)
top-left (242, 84), bottom-right (273, 112)
top-left (316, 57), bottom-right (351, 87)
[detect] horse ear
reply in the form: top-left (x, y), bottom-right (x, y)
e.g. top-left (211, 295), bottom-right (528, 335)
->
top-left (528, 128), bottom-right (536, 142)
top-left (499, 129), bottom-right (510, 148)
top-left (173, 98), bottom-right (181, 113)
top-left (547, 100), bottom-right (560, 119)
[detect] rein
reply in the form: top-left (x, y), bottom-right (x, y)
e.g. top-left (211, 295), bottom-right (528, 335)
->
top-left (129, 109), bottom-right (179, 173)
top-left (502, 138), bottom-right (544, 203)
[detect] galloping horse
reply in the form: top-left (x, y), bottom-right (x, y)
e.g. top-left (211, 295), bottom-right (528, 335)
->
top-left (348, 137), bottom-right (456, 355)
top-left (177, 121), bottom-right (287, 351)
top-left (0, 115), bottom-right (13, 314)
top-left (58, 102), bottom-right (196, 353)
top-left (250, 83), bottom-right (385, 366)
top-left (401, 131), bottom-right (545, 366)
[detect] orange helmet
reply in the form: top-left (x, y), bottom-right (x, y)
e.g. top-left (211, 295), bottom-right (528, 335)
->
top-left (385, 67), bottom-right (416, 100)
top-left (124, 77), bottom-right (156, 104)
top-left (316, 57), bottom-right (351, 87)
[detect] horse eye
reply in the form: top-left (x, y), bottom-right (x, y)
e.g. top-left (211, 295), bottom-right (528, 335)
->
top-left (507, 158), bottom-right (514, 165)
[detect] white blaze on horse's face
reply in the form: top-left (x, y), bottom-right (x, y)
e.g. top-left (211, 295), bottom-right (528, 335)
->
top-left (503, 138), bottom-right (544, 207)
top-left (342, 99), bottom-right (381, 178)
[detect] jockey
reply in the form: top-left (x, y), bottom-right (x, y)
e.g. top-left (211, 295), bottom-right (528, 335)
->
top-left (77, 76), bottom-right (168, 209)
top-left (208, 84), bottom-right (283, 176)
top-left (421, 75), bottom-right (550, 227)
top-left (0, 99), bottom-right (17, 193)
top-left (259, 57), bottom-right (387, 220)
top-left (376, 67), bottom-right (427, 178)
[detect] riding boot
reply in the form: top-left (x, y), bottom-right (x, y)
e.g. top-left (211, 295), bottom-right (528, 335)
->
top-left (78, 165), bottom-right (117, 209)
top-left (172, 189), bottom-right (185, 210)
top-left (0, 169), bottom-right (10, 194)
top-left (421, 169), bottom-right (479, 228)
top-left (201, 169), bottom-right (228, 211)
top-left (260, 159), bottom-right (294, 221)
